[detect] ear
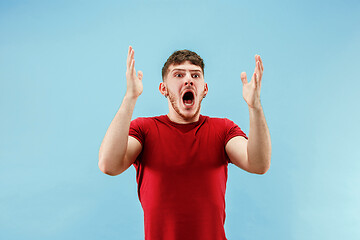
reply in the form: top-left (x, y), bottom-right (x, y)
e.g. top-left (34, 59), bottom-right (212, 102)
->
top-left (159, 82), bottom-right (167, 97)
top-left (203, 83), bottom-right (208, 97)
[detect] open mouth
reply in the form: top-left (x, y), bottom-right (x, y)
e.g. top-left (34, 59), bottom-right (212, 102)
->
top-left (182, 91), bottom-right (194, 107)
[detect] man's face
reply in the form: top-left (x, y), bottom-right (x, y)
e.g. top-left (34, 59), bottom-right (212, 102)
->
top-left (159, 61), bottom-right (208, 122)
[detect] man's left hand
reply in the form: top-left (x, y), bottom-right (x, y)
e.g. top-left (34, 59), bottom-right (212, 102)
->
top-left (241, 55), bottom-right (264, 109)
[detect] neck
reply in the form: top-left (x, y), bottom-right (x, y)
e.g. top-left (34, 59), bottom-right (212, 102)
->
top-left (167, 111), bottom-right (201, 124)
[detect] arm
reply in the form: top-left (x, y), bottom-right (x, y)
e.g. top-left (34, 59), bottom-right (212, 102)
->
top-left (98, 46), bottom-right (143, 176)
top-left (226, 55), bottom-right (271, 174)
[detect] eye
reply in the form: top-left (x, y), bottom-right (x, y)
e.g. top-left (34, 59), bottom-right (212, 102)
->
top-left (175, 73), bottom-right (183, 77)
top-left (192, 74), bottom-right (199, 78)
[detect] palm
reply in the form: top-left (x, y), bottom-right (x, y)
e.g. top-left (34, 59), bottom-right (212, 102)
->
top-left (128, 70), bottom-right (143, 96)
top-left (243, 78), bottom-right (260, 108)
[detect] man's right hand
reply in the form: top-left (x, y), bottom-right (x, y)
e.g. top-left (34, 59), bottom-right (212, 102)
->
top-left (99, 46), bottom-right (143, 176)
top-left (126, 46), bottom-right (143, 99)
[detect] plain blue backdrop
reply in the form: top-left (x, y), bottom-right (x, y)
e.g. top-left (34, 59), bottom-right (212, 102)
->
top-left (1, 0), bottom-right (359, 239)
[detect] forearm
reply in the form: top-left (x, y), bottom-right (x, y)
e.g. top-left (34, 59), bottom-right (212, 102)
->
top-left (247, 104), bottom-right (271, 174)
top-left (98, 94), bottom-right (138, 174)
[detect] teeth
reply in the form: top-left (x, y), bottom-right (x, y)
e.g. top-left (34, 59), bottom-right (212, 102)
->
top-left (185, 103), bottom-right (192, 106)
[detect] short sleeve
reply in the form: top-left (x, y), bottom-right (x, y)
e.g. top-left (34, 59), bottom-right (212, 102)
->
top-left (129, 117), bottom-right (145, 146)
top-left (224, 119), bottom-right (248, 145)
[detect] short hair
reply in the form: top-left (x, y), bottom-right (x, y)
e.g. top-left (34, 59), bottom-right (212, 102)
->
top-left (162, 50), bottom-right (204, 80)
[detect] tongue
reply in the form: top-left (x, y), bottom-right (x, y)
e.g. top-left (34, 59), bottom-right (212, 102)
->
top-left (184, 99), bottom-right (193, 104)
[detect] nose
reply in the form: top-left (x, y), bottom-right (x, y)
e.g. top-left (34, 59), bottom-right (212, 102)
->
top-left (184, 73), bottom-right (193, 86)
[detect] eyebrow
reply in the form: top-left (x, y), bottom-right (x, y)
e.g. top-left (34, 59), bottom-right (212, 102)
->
top-left (171, 68), bottom-right (202, 73)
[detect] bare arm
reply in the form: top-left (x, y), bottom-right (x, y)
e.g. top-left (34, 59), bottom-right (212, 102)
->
top-left (226, 55), bottom-right (271, 174)
top-left (98, 46), bottom-right (143, 176)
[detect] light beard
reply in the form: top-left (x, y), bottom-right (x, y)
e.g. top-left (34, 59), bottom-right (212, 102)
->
top-left (168, 90), bottom-right (205, 122)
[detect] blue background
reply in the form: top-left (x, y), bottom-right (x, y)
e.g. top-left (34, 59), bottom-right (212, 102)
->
top-left (1, 0), bottom-right (359, 239)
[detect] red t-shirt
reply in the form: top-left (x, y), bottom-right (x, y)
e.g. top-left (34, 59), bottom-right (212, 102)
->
top-left (129, 115), bottom-right (247, 240)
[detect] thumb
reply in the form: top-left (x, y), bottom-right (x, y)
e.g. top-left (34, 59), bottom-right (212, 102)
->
top-left (240, 72), bottom-right (247, 85)
top-left (138, 70), bottom-right (143, 81)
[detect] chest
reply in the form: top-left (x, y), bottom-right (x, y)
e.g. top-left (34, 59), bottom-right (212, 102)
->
top-left (140, 124), bottom-right (228, 172)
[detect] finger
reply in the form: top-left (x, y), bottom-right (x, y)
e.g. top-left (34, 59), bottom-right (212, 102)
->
top-left (253, 55), bottom-right (258, 73)
top-left (240, 72), bottom-right (247, 85)
top-left (253, 72), bottom-right (258, 88)
top-left (256, 59), bottom-right (263, 85)
top-left (127, 46), bottom-right (132, 69)
top-left (255, 61), bottom-right (261, 80)
top-left (130, 49), bottom-right (135, 69)
top-left (133, 59), bottom-right (136, 75)
top-left (138, 70), bottom-right (143, 81)
top-left (127, 48), bottom-right (133, 70)
top-left (258, 55), bottom-right (264, 71)
top-left (258, 61), bottom-right (263, 85)
top-left (130, 59), bottom-right (135, 75)
top-left (255, 54), bottom-right (263, 70)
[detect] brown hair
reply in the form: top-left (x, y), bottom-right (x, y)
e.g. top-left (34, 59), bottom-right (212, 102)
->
top-left (162, 50), bottom-right (204, 80)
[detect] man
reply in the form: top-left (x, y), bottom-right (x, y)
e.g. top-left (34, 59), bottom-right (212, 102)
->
top-left (98, 46), bottom-right (271, 240)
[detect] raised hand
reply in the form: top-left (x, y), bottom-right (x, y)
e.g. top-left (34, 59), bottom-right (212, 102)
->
top-left (240, 55), bottom-right (264, 109)
top-left (126, 46), bottom-right (143, 98)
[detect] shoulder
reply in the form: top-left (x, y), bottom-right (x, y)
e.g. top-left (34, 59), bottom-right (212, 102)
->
top-left (203, 115), bottom-right (237, 127)
top-left (131, 115), bottom-right (166, 124)
top-left (130, 115), bottom-right (171, 132)
top-left (203, 115), bottom-right (246, 138)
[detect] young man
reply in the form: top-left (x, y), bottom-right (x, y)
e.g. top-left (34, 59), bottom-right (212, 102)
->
top-left (98, 46), bottom-right (271, 240)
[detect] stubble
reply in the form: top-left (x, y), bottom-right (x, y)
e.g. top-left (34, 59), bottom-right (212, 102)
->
top-left (167, 90), bottom-right (205, 122)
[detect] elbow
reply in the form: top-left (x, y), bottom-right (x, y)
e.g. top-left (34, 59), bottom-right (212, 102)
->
top-left (249, 158), bottom-right (271, 175)
top-left (98, 158), bottom-right (122, 176)
top-left (252, 166), bottom-right (270, 175)
top-left (98, 149), bottom-right (125, 176)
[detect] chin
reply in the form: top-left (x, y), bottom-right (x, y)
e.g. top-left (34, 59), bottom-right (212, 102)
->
top-left (168, 91), bottom-right (203, 122)
top-left (181, 112), bottom-right (197, 120)
top-left (179, 104), bottom-right (201, 121)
